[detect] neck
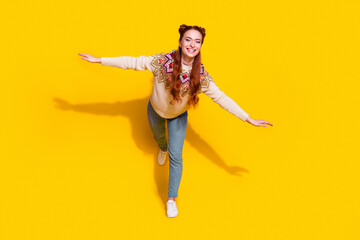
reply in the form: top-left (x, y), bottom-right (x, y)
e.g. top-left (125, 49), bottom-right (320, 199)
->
top-left (181, 55), bottom-right (194, 66)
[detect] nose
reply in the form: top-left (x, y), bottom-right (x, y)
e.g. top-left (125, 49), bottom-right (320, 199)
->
top-left (190, 41), bottom-right (195, 47)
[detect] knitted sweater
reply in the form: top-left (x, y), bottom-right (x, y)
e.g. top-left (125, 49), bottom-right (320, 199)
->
top-left (101, 50), bottom-right (250, 121)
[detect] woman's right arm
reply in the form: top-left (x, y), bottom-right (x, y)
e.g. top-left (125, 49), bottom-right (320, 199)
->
top-left (78, 53), bottom-right (155, 73)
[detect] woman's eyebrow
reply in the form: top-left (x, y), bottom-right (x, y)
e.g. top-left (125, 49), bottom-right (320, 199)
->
top-left (185, 37), bottom-right (201, 41)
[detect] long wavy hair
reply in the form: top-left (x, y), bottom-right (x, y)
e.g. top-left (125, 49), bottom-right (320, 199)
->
top-left (168, 24), bottom-right (206, 108)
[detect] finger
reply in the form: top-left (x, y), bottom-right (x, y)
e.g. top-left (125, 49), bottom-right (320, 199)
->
top-left (257, 120), bottom-right (273, 126)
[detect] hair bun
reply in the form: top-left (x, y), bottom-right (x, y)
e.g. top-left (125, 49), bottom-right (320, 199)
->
top-left (179, 24), bottom-right (188, 33)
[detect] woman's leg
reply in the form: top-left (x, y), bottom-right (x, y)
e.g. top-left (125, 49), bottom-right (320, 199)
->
top-left (166, 111), bottom-right (188, 199)
top-left (147, 100), bottom-right (168, 151)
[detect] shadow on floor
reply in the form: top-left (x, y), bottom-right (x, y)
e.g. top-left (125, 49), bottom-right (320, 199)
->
top-left (53, 96), bottom-right (248, 205)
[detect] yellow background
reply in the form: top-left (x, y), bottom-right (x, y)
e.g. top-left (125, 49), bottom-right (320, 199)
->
top-left (1, 0), bottom-right (359, 239)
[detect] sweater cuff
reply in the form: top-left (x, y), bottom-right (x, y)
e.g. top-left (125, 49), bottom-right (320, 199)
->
top-left (100, 57), bottom-right (106, 65)
top-left (243, 113), bottom-right (250, 122)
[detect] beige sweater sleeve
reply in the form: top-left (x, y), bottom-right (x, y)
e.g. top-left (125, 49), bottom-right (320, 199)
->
top-left (100, 55), bottom-right (155, 72)
top-left (201, 74), bottom-right (250, 122)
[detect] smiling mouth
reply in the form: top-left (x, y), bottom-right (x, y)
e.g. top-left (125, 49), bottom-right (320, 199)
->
top-left (187, 48), bottom-right (196, 53)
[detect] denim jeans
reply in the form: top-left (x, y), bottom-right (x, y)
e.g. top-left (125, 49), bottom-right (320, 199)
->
top-left (147, 100), bottom-right (188, 198)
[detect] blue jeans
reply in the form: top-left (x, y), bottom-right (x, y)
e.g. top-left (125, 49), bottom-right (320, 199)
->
top-left (147, 100), bottom-right (188, 198)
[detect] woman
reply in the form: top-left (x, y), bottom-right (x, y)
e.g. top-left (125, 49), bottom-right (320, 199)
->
top-left (78, 24), bottom-right (273, 218)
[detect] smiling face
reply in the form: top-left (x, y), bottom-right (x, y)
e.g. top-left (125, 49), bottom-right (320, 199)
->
top-left (179, 29), bottom-right (203, 60)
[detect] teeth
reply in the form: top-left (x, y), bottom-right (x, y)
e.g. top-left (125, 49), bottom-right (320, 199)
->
top-left (187, 49), bottom-right (195, 53)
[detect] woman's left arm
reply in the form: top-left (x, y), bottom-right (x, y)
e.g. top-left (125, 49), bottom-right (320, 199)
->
top-left (201, 73), bottom-right (273, 127)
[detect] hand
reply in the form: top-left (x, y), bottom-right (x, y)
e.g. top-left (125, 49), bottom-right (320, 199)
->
top-left (246, 117), bottom-right (273, 127)
top-left (78, 53), bottom-right (101, 63)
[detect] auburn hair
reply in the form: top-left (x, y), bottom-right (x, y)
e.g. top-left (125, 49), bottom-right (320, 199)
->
top-left (168, 24), bottom-right (206, 109)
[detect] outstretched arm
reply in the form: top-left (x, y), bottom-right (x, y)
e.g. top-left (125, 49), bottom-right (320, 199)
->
top-left (202, 79), bottom-right (250, 121)
top-left (78, 53), bottom-right (155, 73)
top-left (201, 73), bottom-right (273, 127)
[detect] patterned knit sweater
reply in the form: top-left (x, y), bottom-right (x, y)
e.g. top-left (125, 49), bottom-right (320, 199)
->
top-left (101, 50), bottom-right (250, 121)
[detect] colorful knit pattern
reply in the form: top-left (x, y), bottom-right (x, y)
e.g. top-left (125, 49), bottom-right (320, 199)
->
top-left (200, 70), bottom-right (213, 90)
top-left (150, 50), bottom-right (214, 97)
top-left (179, 72), bottom-right (190, 84)
top-left (163, 50), bottom-right (175, 74)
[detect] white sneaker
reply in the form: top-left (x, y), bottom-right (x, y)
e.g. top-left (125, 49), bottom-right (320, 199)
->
top-left (158, 149), bottom-right (167, 165)
top-left (166, 200), bottom-right (178, 217)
